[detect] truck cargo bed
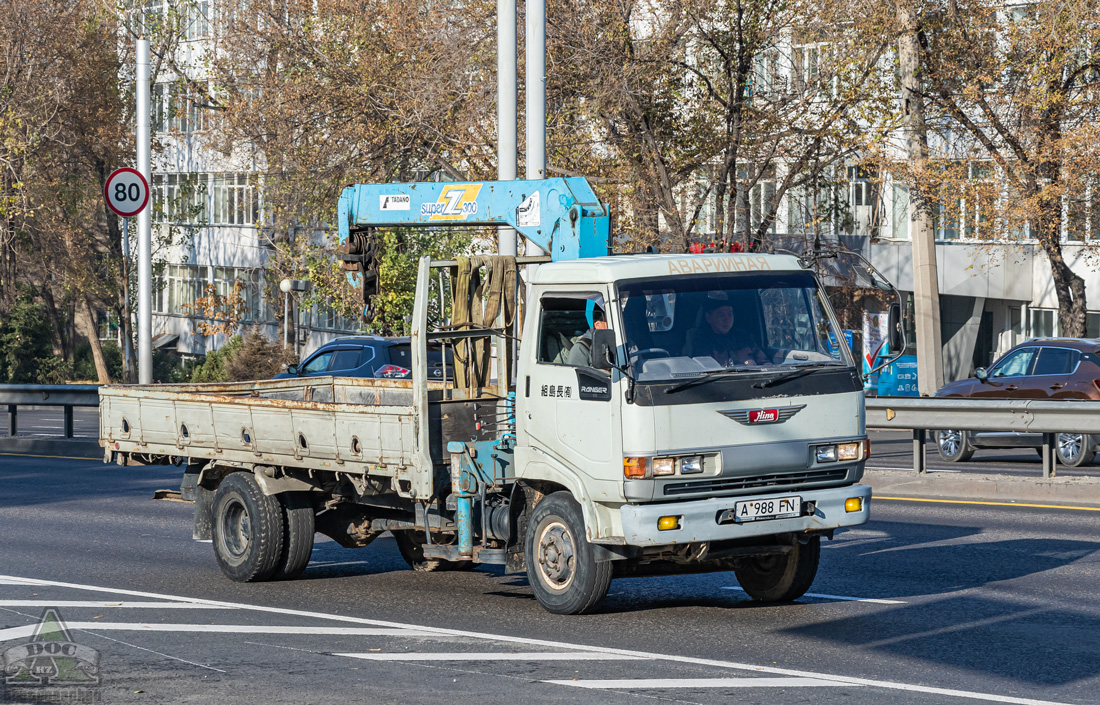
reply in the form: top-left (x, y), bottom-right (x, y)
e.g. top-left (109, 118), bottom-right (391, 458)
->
top-left (98, 377), bottom-right (475, 483)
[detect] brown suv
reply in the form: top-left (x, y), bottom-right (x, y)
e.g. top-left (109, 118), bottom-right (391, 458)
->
top-left (933, 338), bottom-right (1100, 466)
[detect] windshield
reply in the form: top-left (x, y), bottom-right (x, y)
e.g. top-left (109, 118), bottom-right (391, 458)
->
top-left (617, 271), bottom-right (852, 382)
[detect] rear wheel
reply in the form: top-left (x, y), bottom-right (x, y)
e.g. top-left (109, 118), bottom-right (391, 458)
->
top-left (936, 430), bottom-right (974, 462)
top-left (1056, 433), bottom-right (1094, 467)
top-left (733, 536), bottom-right (820, 602)
top-left (274, 492), bottom-right (315, 580)
top-left (525, 492), bottom-right (612, 615)
top-left (212, 473), bottom-right (285, 582)
top-left (393, 530), bottom-right (474, 572)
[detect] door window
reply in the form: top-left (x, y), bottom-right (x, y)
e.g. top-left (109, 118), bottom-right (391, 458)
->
top-left (301, 351), bottom-right (334, 374)
top-left (990, 348), bottom-right (1036, 378)
top-left (537, 294), bottom-right (606, 367)
top-left (1032, 348), bottom-right (1079, 376)
top-left (328, 348), bottom-right (362, 372)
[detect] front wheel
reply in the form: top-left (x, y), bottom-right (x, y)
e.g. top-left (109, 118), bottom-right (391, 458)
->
top-left (936, 430), bottom-right (974, 462)
top-left (733, 535), bottom-right (820, 602)
top-left (212, 473), bottom-right (285, 582)
top-left (1056, 433), bottom-right (1094, 467)
top-left (525, 492), bottom-right (612, 615)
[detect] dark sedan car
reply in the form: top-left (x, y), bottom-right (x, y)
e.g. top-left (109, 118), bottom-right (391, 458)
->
top-left (274, 336), bottom-right (451, 381)
top-left (934, 338), bottom-right (1100, 466)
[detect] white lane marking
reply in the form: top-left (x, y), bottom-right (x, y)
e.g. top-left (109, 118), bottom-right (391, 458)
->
top-left (0, 601), bottom-right (234, 609)
top-left (721, 586), bottom-right (906, 605)
top-left (0, 624), bottom-right (431, 643)
top-left (0, 574), bottom-right (1071, 705)
top-left (338, 652), bottom-right (639, 662)
top-left (547, 677), bottom-right (851, 689)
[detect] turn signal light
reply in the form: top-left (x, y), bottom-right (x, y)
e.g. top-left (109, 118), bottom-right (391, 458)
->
top-left (624, 457), bottom-right (647, 479)
top-left (845, 497), bottom-right (863, 513)
top-left (657, 515), bottom-right (681, 531)
top-left (863, 438), bottom-right (871, 460)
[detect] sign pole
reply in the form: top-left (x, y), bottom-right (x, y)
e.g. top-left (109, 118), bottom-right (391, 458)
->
top-left (136, 37), bottom-right (153, 384)
top-left (122, 217), bottom-right (134, 369)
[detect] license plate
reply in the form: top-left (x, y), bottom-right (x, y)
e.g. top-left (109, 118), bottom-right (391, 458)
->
top-left (727, 496), bottom-right (802, 523)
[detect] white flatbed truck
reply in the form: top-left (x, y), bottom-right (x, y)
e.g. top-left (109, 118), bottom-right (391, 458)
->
top-left (100, 178), bottom-right (872, 614)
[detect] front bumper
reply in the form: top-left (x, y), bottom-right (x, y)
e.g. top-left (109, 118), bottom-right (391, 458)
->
top-left (619, 484), bottom-right (872, 547)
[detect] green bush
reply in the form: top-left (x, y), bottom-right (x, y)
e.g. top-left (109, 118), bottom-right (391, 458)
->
top-left (189, 335), bottom-right (244, 383)
top-left (72, 340), bottom-right (124, 382)
top-left (0, 291), bottom-right (60, 383)
top-left (188, 329), bottom-right (297, 383)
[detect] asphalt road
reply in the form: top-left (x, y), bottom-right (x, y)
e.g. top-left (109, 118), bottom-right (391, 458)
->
top-left (1, 456), bottom-right (1098, 704)
top-left (4, 407), bottom-right (99, 438)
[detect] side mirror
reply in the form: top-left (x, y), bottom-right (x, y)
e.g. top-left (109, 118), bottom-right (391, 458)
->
top-left (975, 367), bottom-right (988, 383)
top-left (887, 303), bottom-right (903, 353)
top-left (286, 364), bottom-right (299, 376)
top-left (590, 329), bottom-right (616, 371)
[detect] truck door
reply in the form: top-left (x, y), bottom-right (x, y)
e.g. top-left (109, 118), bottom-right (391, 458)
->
top-left (521, 291), bottom-right (620, 495)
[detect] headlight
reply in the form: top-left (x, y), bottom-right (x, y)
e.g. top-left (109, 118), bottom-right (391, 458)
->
top-left (679, 455), bottom-right (704, 474)
top-left (815, 445), bottom-right (837, 463)
top-left (652, 457), bottom-right (675, 476)
top-left (837, 442), bottom-right (861, 461)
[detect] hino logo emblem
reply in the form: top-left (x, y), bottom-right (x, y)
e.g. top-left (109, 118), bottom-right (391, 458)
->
top-left (719, 405), bottom-right (806, 425)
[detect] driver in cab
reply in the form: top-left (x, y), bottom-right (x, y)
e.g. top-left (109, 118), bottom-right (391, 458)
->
top-left (683, 292), bottom-right (769, 367)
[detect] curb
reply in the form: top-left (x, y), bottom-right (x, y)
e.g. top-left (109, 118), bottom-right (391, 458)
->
top-left (864, 469), bottom-right (1100, 508)
top-left (0, 438), bottom-right (102, 459)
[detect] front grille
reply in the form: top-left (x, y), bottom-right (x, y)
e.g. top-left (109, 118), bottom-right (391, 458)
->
top-left (662, 468), bottom-right (850, 496)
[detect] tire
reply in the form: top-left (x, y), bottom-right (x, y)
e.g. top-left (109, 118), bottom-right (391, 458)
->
top-left (274, 492), bottom-right (315, 580)
top-left (393, 530), bottom-right (474, 572)
top-left (211, 473), bottom-right (285, 583)
top-left (1056, 433), bottom-right (1094, 468)
top-left (733, 535), bottom-right (820, 602)
top-left (936, 430), bottom-right (974, 462)
top-left (525, 492), bottom-right (613, 615)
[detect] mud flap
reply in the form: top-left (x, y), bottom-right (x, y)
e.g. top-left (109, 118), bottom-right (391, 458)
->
top-left (192, 485), bottom-right (215, 541)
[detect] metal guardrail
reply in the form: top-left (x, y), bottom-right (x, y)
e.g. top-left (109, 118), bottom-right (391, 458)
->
top-left (866, 397), bottom-right (1099, 478)
top-left (1, 384), bottom-right (100, 439)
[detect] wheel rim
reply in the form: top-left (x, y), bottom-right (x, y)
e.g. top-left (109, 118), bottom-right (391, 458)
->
top-left (220, 498), bottom-right (251, 560)
top-left (939, 430), bottom-right (962, 456)
top-left (536, 520), bottom-right (576, 592)
top-left (1058, 433), bottom-right (1084, 462)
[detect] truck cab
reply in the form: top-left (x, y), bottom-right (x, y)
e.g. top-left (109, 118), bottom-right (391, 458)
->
top-left (514, 254), bottom-right (869, 610)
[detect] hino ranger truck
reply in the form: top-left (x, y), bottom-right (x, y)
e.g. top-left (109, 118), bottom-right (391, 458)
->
top-left (99, 177), bottom-right (872, 614)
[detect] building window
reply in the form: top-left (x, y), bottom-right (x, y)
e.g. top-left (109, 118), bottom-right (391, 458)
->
top-left (152, 173), bottom-right (207, 224)
top-left (1086, 312), bottom-right (1100, 339)
top-left (158, 264), bottom-right (209, 315)
top-left (1030, 308), bottom-right (1056, 338)
top-left (889, 183), bottom-right (909, 239)
top-left (211, 173), bottom-right (261, 225)
top-left (152, 82), bottom-right (209, 134)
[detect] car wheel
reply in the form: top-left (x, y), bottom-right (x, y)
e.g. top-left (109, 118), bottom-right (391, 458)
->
top-left (211, 473), bottom-right (285, 583)
top-left (733, 535), bottom-right (820, 602)
top-left (936, 430), bottom-right (974, 462)
top-left (1056, 433), bottom-right (1094, 467)
top-left (525, 492), bottom-right (613, 615)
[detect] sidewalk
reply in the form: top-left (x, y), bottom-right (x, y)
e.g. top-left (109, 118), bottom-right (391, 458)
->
top-left (864, 467), bottom-right (1100, 508)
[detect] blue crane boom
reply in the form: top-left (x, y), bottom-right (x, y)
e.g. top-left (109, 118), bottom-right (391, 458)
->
top-left (337, 177), bottom-right (611, 261)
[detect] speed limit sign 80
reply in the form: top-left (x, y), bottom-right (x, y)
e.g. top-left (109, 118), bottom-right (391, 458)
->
top-left (104, 167), bottom-right (150, 217)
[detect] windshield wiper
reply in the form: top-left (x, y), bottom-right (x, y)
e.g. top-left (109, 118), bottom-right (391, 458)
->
top-left (752, 363), bottom-right (841, 389)
top-left (664, 366), bottom-right (765, 394)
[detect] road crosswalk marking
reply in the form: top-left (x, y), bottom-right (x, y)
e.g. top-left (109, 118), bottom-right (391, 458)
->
top-left (0, 623), bottom-right (432, 643)
top-left (337, 651), bottom-right (640, 661)
top-left (547, 677), bottom-right (854, 689)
